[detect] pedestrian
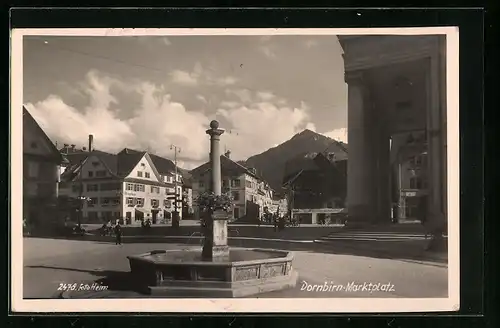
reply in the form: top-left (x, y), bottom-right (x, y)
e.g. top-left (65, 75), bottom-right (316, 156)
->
top-left (114, 221), bottom-right (122, 245)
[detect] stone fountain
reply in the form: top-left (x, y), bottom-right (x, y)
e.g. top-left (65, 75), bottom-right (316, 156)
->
top-left (126, 120), bottom-right (298, 297)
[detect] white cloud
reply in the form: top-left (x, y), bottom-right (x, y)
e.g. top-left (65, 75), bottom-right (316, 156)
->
top-left (323, 127), bottom-right (348, 143)
top-left (304, 39), bottom-right (319, 49)
top-left (161, 37), bottom-right (172, 46)
top-left (219, 101), bottom-right (240, 108)
top-left (25, 70), bottom-right (317, 167)
top-left (256, 91), bottom-right (275, 101)
top-left (259, 35), bottom-right (272, 42)
top-left (259, 45), bottom-right (276, 59)
top-left (211, 76), bottom-right (238, 86)
top-left (196, 94), bottom-right (208, 104)
top-left (305, 122), bottom-right (317, 131)
top-left (225, 88), bottom-right (253, 104)
top-left (217, 101), bottom-right (312, 161)
top-left (170, 62), bottom-right (237, 87)
top-left (169, 70), bottom-right (199, 87)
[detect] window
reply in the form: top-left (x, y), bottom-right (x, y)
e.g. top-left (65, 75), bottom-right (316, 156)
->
top-left (72, 184), bottom-right (81, 193)
top-left (88, 171), bottom-right (94, 178)
top-left (136, 198), bottom-right (145, 207)
top-left (133, 184), bottom-right (145, 192)
top-left (101, 197), bottom-right (110, 206)
top-left (137, 171), bottom-right (143, 177)
top-left (88, 212), bottom-right (98, 221)
top-left (30, 141), bottom-right (38, 149)
top-left (415, 156), bottom-right (422, 166)
top-left (101, 182), bottom-right (121, 191)
top-left (151, 186), bottom-right (160, 193)
top-left (92, 161), bottom-right (100, 167)
top-left (245, 180), bottom-right (252, 188)
top-left (395, 101), bottom-right (412, 111)
top-left (145, 172), bottom-right (151, 178)
top-left (87, 197), bottom-right (98, 207)
top-left (96, 170), bottom-right (106, 177)
top-left (232, 191), bottom-right (240, 201)
top-left (87, 184), bottom-right (99, 192)
top-left (410, 177), bottom-right (422, 189)
top-left (199, 181), bottom-right (204, 188)
top-left (232, 179), bottom-right (241, 188)
top-left (28, 162), bottom-right (39, 178)
top-left (126, 197), bottom-right (135, 207)
top-left (151, 199), bottom-right (159, 207)
top-left (164, 199), bottom-right (172, 208)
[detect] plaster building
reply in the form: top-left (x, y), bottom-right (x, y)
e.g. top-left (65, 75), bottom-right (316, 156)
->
top-left (22, 107), bottom-right (66, 227)
top-left (339, 35), bottom-right (447, 233)
top-left (58, 136), bottom-right (183, 224)
top-left (282, 152), bottom-right (347, 224)
top-left (391, 130), bottom-right (429, 220)
top-left (190, 151), bottom-right (274, 221)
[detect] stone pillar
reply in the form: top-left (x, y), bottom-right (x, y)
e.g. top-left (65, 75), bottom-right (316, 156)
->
top-left (425, 56), bottom-right (444, 221)
top-left (425, 53), bottom-right (446, 251)
top-left (345, 71), bottom-right (375, 226)
top-left (375, 129), bottom-right (392, 223)
top-left (311, 212), bottom-right (318, 225)
top-left (203, 120), bottom-right (230, 261)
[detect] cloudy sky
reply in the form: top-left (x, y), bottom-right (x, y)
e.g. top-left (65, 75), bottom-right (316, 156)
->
top-left (23, 34), bottom-right (347, 169)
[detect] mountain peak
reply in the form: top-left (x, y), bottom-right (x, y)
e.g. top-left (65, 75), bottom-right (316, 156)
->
top-left (291, 128), bottom-right (321, 140)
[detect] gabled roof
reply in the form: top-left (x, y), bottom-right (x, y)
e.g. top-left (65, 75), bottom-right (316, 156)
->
top-left (60, 147), bottom-right (179, 184)
top-left (282, 152), bottom-right (346, 185)
top-left (116, 149), bottom-right (145, 177)
top-left (23, 106), bottom-right (63, 163)
top-left (190, 155), bottom-right (259, 179)
top-left (119, 148), bottom-right (177, 174)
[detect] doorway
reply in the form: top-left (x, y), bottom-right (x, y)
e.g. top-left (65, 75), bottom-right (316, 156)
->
top-left (152, 210), bottom-right (159, 224)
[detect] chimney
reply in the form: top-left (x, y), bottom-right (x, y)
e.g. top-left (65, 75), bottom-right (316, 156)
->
top-left (224, 150), bottom-right (231, 159)
top-left (70, 144), bottom-right (76, 151)
top-left (88, 134), bottom-right (94, 152)
top-left (63, 144), bottom-right (69, 154)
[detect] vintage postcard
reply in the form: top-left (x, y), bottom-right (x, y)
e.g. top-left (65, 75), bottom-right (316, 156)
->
top-left (11, 27), bottom-right (459, 313)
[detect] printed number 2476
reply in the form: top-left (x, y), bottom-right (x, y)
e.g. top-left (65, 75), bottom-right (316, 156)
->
top-left (58, 283), bottom-right (78, 291)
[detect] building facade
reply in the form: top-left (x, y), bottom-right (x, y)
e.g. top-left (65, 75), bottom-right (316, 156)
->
top-left (190, 152), bottom-right (274, 221)
top-left (391, 130), bottom-right (429, 220)
top-left (282, 152), bottom-right (347, 224)
top-left (339, 35), bottom-right (448, 231)
top-left (23, 107), bottom-right (65, 227)
top-left (59, 140), bottom-right (183, 224)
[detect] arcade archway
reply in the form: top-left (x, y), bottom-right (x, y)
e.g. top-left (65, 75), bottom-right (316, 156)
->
top-left (338, 35), bottom-right (447, 235)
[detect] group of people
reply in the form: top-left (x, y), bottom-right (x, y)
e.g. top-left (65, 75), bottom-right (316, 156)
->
top-left (101, 220), bottom-right (123, 245)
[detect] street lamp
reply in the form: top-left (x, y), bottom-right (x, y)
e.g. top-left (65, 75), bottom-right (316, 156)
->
top-left (170, 144), bottom-right (181, 228)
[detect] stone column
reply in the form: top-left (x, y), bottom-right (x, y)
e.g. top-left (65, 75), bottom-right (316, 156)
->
top-left (425, 53), bottom-right (446, 251)
top-left (311, 212), bottom-right (318, 225)
top-left (345, 71), bottom-right (375, 226)
top-left (203, 120), bottom-right (230, 261)
top-left (375, 129), bottom-right (392, 224)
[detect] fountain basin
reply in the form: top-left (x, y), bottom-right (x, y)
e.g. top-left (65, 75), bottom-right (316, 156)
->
top-left (127, 248), bottom-right (298, 297)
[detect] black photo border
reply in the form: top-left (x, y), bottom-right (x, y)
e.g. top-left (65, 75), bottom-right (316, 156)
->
top-left (5, 6), bottom-right (490, 328)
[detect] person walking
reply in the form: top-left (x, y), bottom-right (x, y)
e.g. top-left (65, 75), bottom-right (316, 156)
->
top-left (114, 221), bottom-right (123, 245)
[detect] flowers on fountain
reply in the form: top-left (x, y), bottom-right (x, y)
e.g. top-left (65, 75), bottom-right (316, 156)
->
top-left (196, 191), bottom-right (234, 213)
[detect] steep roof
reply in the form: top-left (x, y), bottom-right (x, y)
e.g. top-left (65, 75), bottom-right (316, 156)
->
top-left (119, 148), bottom-right (177, 174)
top-left (60, 147), bottom-right (180, 183)
top-left (23, 106), bottom-right (63, 163)
top-left (282, 152), bottom-right (346, 185)
top-left (190, 155), bottom-right (259, 179)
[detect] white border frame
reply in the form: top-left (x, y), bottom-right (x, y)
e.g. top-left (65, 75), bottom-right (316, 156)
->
top-left (10, 27), bottom-right (460, 313)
